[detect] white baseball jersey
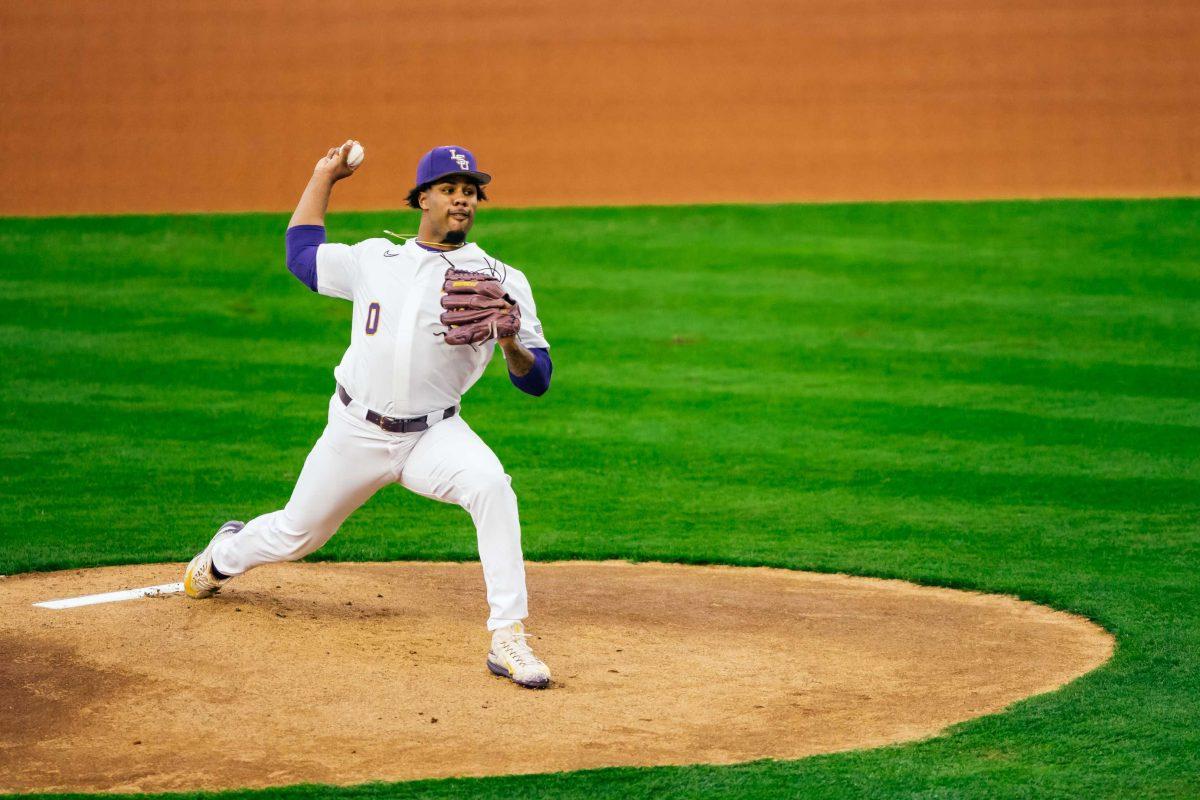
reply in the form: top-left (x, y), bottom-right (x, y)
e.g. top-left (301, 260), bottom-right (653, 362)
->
top-left (316, 237), bottom-right (550, 418)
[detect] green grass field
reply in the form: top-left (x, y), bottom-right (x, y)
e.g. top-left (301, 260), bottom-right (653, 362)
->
top-left (1, 198), bottom-right (1197, 798)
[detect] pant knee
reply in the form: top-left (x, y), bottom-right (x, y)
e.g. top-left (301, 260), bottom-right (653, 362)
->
top-left (460, 471), bottom-right (514, 505)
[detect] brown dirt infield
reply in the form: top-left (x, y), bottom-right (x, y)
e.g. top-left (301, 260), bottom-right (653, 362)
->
top-left (1, 1), bottom-right (1197, 216)
top-left (0, 560), bottom-right (1112, 794)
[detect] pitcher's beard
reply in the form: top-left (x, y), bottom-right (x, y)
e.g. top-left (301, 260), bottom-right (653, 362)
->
top-left (442, 230), bottom-right (467, 245)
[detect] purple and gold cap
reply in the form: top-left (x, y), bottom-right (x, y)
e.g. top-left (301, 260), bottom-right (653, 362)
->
top-left (414, 145), bottom-right (492, 189)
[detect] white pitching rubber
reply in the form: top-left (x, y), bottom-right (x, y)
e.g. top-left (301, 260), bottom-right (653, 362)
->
top-left (34, 582), bottom-right (184, 609)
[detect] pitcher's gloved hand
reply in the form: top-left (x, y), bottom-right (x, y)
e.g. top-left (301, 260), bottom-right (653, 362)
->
top-left (438, 268), bottom-right (521, 346)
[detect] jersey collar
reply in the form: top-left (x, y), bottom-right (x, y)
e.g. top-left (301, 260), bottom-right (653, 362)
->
top-left (412, 239), bottom-right (477, 255)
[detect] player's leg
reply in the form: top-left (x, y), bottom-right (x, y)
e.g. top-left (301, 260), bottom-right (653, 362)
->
top-left (208, 395), bottom-right (394, 577)
top-left (396, 415), bottom-right (528, 629)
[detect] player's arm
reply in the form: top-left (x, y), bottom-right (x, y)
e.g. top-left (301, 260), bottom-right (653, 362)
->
top-left (494, 269), bottom-right (552, 395)
top-left (286, 141), bottom-right (359, 291)
top-left (290, 140), bottom-right (358, 227)
top-left (499, 338), bottom-right (553, 397)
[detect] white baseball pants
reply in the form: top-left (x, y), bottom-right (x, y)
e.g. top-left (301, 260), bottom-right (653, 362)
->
top-left (209, 393), bottom-right (528, 630)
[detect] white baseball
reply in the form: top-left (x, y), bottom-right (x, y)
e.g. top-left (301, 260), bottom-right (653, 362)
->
top-left (347, 142), bottom-right (365, 168)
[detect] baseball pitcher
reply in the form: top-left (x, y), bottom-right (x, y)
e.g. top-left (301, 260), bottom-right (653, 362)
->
top-left (183, 142), bottom-right (554, 689)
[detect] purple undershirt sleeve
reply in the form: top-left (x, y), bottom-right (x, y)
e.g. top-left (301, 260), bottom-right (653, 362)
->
top-left (285, 225), bottom-right (325, 292)
top-left (509, 347), bottom-right (553, 396)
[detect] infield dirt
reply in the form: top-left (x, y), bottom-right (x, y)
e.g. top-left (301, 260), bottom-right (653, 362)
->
top-left (1, 0), bottom-right (1197, 216)
top-left (0, 560), bottom-right (1112, 793)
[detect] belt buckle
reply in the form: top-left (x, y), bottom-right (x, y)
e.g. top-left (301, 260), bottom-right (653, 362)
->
top-left (381, 414), bottom-right (417, 433)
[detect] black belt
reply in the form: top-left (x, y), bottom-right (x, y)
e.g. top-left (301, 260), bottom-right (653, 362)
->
top-left (337, 384), bottom-right (458, 433)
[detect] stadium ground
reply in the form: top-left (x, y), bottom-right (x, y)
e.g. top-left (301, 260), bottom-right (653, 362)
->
top-left (0, 198), bottom-right (1196, 797)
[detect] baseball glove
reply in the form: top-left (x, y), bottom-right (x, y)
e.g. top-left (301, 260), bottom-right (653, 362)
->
top-left (438, 268), bottom-right (521, 346)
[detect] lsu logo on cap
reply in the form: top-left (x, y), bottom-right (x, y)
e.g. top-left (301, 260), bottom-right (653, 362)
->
top-left (449, 149), bottom-right (471, 170)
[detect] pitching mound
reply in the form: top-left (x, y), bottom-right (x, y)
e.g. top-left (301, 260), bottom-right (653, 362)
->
top-left (0, 561), bottom-right (1111, 793)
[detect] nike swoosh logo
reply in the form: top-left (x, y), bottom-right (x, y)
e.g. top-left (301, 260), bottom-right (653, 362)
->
top-left (384, 250), bottom-right (402, 257)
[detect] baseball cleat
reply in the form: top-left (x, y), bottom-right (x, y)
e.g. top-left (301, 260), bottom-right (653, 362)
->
top-left (487, 621), bottom-right (552, 689)
top-left (183, 520), bottom-right (244, 599)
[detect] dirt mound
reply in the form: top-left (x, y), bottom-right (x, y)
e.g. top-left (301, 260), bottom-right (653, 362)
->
top-left (0, 560), bottom-right (1112, 793)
